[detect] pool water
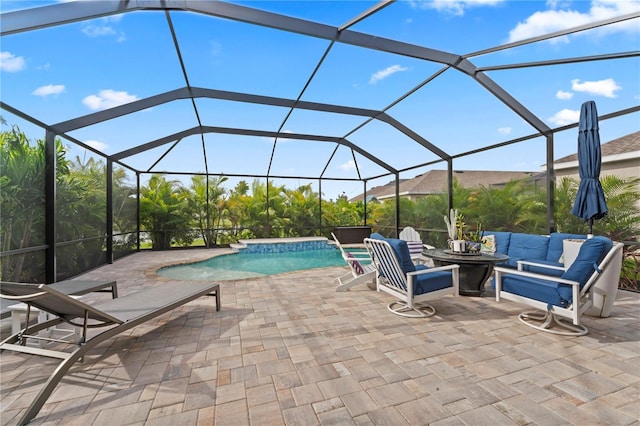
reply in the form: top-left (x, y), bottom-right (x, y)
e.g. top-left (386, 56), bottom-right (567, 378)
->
top-left (157, 248), bottom-right (359, 281)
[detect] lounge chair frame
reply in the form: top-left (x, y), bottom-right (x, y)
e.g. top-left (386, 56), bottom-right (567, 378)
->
top-left (332, 232), bottom-right (376, 291)
top-left (0, 281), bottom-right (220, 425)
top-left (364, 238), bottom-right (459, 318)
top-left (1, 279), bottom-right (118, 319)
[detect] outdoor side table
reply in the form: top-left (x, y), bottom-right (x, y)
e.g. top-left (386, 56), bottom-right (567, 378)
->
top-left (422, 249), bottom-right (509, 296)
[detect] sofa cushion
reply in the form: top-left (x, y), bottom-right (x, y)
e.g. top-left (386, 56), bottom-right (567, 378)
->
top-left (485, 231), bottom-right (512, 256)
top-left (547, 232), bottom-right (588, 263)
top-left (504, 233), bottom-right (549, 268)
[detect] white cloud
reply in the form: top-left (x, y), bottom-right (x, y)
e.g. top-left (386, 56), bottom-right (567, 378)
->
top-left (0, 51), bottom-right (26, 72)
top-left (82, 24), bottom-right (116, 37)
top-left (369, 65), bottom-right (409, 85)
top-left (556, 90), bottom-right (574, 100)
top-left (82, 16), bottom-right (125, 41)
top-left (571, 78), bottom-right (621, 98)
top-left (508, 9), bottom-right (588, 42)
top-left (497, 127), bottom-right (512, 135)
top-left (82, 89), bottom-right (138, 110)
top-left (507, 1), bottom-right (640, 42)
top-left (339, 160), bottom-right (356, 171)
top-left (32, 84), bottom-right (65, 97)
top-left (409, 0), bottom-right (505, 16)
top-left (548, 108), bottom-right (580, 126)
top-left (85, 140), bottom-right (108, 152)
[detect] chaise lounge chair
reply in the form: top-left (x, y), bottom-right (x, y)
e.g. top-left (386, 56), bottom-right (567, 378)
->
top-left (0, 281), bottom-right (220, 425)
top-left (332, 232), bottom-right (376, 291)
top-left (1, 279), bottom-right (118, 319)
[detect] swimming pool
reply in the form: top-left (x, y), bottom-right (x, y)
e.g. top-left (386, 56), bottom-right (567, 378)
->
top-left (157, 248), bottom-right (350, 281)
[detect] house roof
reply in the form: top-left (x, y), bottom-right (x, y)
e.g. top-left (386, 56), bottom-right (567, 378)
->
top-left (351, 170), bottom-right (536, 202)
top-left (353, 130), bottom-right (639, 202)
top-left (555, 131), bottom-right (640, 164)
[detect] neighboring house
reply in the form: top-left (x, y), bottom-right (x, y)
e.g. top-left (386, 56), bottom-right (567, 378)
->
top-left (554, 131), bottom-right (640, 182)
top-left (349, 131), bottom-right (639, 203)
top-left (349, 170), bottom-right (538, 202)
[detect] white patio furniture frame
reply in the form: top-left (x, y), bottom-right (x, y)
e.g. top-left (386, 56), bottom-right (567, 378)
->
top-left (494, 241), bottom-right (624, 336)
top-left (332, 232), bottom-right (376, 292)
top-left (364, 237), bottom-right (459, 318)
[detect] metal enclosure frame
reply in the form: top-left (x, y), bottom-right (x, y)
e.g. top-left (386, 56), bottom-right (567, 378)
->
top-left (1, 1), bottom-right (638, 282)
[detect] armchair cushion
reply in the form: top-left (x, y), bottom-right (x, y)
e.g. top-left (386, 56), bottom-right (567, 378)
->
top-left (370, 233), bottom-right (416, 274)
top-left (498, 236), bottom-right (614, 308)
top-left (547, 232), bottom-right (587, 263)
top-left (386, 238), bottom-right (416, 274)
top-left (561, 236), bottom-right (612, 290)
top-left (501, 274), bottom-right (569, 307)
top-left (413, 265), bottom-right (454, 294)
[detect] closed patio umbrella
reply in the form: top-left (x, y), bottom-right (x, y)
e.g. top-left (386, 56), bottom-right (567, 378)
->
top-left (570, 100), bottom-right (608, 235)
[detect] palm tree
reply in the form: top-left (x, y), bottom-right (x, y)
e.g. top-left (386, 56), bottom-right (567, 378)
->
top-left (592, 175), bottom-right (640, 242)
top-left (187, 175), bottom-right (228, 246)
top-left (467, 179), bottom-right (525, 232)
top-left (242, 180), bottom-right (287, 238)
top-left (226, 180), bottom-right (251, 239)
top-left (551, 177), bottom-right (584, 233)
top-left (140, 175), bottom-right (191, 249)
top-left (282, 184), bottom-right (319, 237)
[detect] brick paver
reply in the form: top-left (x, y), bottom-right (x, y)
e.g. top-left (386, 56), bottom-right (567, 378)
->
top-left (1, 248), bottom-right (638, 425)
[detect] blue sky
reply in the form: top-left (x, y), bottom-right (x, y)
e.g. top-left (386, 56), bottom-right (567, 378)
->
top-left (1, 0), bottom-right (639, 200)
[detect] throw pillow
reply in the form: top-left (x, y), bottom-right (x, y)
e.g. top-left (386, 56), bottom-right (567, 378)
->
top-left (481, 234), bottom-right (496, 253)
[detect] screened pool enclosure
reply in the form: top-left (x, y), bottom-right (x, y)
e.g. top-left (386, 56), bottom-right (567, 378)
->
top-left (1, 0), bottom-right (638, 282)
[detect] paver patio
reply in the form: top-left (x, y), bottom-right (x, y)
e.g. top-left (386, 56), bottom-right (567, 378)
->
top-left (1, 249), bottom-right (638, 425)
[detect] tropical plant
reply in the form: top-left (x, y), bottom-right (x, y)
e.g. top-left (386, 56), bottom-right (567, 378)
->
top-left (1, 124), bottom-right (49, 281)
top-left (139, 175), bottom-right (192, 249)
top-left (282, 184), bottom-right (320, 237)
top-left (593, 175), bottom-right (640, 241)
top-left (466, 221), bottom-right (484, 243)
top-left (320, 195), bottom-right (363, 233)
top-left (187, 175), bottom-right (228, 246)
top-left (466, 179), bottom-right (527, 232)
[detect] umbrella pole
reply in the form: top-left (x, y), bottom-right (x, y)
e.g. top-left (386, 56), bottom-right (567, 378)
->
top-left (588, 218), bottom-right (594, 238)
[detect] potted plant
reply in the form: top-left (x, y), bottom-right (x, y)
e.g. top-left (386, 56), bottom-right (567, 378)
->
top-left (444, 209), bottom-right (466, 252)
top-left (465, 222), bottom-right (484, 253)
